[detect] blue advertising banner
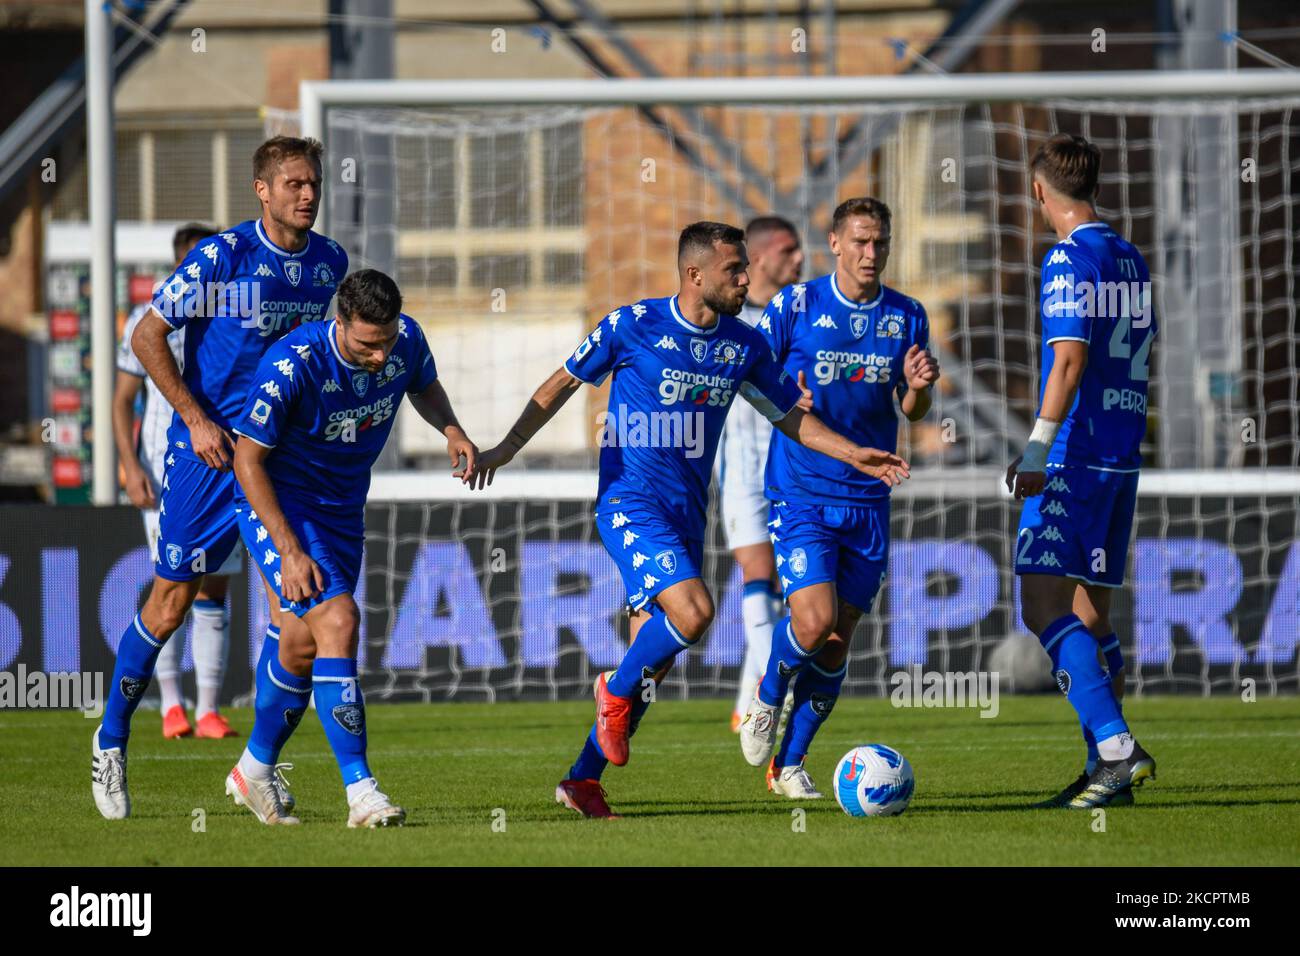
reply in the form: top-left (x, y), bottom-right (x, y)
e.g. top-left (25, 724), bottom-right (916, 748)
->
top-left (0, 497), bottom-right (1295, 703)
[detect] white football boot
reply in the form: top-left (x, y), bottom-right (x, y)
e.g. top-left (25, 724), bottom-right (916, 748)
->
top-left (776, 689), bottom-right (795, 738)
top-left (768, 761), bottom-right (824, 799)
top-left (226, 764), bottom-right (300, 825)
top-left (91, 728), bottom-right (130, 819)
top-left (347, 778), bottom-right (406, 828)
top-left (273, 762), bottom-right (297, 814)
top-left (739, 691), bottom-right (780, 767)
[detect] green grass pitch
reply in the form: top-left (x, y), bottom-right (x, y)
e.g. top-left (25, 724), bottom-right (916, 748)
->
top-left (2, 695), bottom-right (1297, 866)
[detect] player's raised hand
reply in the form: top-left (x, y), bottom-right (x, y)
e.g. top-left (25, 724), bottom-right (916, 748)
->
top-left (190, 415), bottom-right (235, 471)
top-left (904, 344), bottom-right (940, 390)
top-left (280, 548), bottom-right (325, 604)
top-left (796, 370), bottom-right (814, 412)
top-left (123, 460), bottom-right (155, 509)
top-left (848, 447), bottom-right (910, 486)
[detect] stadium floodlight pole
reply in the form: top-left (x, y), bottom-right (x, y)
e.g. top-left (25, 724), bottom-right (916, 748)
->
top-left (300, 69), bottom-right (1300, 233)
top-left (85, 0), bottom-right (117, 505)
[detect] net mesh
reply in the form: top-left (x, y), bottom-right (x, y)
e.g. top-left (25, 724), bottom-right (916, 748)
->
top-left (290, 93), bottom-right (1300, 698)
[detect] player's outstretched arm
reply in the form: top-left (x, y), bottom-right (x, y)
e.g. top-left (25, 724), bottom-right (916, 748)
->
top-left (110, 369), bottom-right (154, 509)
top-left (898, 343), bottom-right (940, 422)
top-left (1006, 339), bottom-right (1087, 499)
top-left (774, 406), bottom-right (911, 486)
top-left (408, 379), bottom-right (481, 486)
top-left (133, 309), bottom-right (233, 471)
top-left (232, 437), bottom-right (324, 603)
top-left (471, 367), bottom-right (585, 490)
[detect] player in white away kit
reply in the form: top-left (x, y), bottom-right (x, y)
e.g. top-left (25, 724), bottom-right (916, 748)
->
top-left (112, 223), bottom-right (240, 741)
top-left (718, 216), bottom-right (804, 731)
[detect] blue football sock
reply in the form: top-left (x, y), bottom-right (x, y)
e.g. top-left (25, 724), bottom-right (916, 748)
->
top-left (606, 605), bottom-right (692, 698)
top-left (774, 660), bottom-right (846, 767)
top-left (758, 617), bottom-right (817, 707)
top-left (254, 624), bottom-right (281, 686)
top-left (312, 657), bottom-right (372, 786)
top-left (99, 615), bottom-right (165, 753)
top-left (1098, 631), bottom-right (1125, 677)
top-left (1039, 614), bottom-right (1128, 744)
top-left (248, 636), bottom-right (311, 765)
top-left (1081, 721), bottom-right (1099, 773)
top-left (568, 733), bottom-right (607, 782)
top-left (568, 693), bottom-right (654, 781)
top-left (251, 624), bottom-right (281, 711)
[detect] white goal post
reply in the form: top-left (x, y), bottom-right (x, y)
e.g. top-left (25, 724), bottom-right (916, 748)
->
top-left (284, 70), bottom-right (1300, 701)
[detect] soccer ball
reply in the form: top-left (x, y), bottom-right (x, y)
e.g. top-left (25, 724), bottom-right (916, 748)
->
top-left (833, 744), bottom-right (915, 817)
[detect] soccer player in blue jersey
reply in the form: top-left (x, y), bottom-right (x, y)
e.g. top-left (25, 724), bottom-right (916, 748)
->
top-left (229, 269), bottom-right (479, 827)
top-left (473, 221), bottom-right (910, 818)
top-left (1007, 134), bottom-right (1157, 809)
top-left (739, 197), bottom-right (940, 800)
top-left (93, 137), bottom-right (348, 820)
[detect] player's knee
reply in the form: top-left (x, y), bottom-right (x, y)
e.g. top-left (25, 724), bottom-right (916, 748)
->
top-left (672, 594), bottom-right (715, 641)
top-left (146, 584), bottom-right (194, 636)
top-left (736, 553), bottom-right (775, 586)
top-left (318, 601), bottom-right (361, 642)
top-left (790, 605), bottom-right (835, 649)
top-left (1020, 590), bottom-right (1062, 636)
top-left (1021, 601), bottom-right (1045, 635)
top-left (280, 642), bottom-right (315, 676)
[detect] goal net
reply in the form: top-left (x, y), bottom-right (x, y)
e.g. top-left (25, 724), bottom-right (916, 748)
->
top-left (278, 74), bottom-right (1300, 700)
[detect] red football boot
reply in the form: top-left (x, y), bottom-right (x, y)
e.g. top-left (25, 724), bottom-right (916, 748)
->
top-left (162, 705), bottom-right (192, 739)
top-left (555, 779), bottom-right (620, 819)
top-left (195, 712), bottom-right (237, 739)
top-left (593, 672), bottom-right (632, 766)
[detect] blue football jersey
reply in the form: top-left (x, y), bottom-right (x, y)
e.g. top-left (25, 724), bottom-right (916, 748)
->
top-left (565, 295), bottom-right (802, 541)
top-left (150, 219), bottom-right (348, 460)
top-left (759, 274), bottom-right (929, 505)
top-left (1038, 221), bottom-right (1156, 470)
top-left (232, 315), bottom-right (438, 513)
